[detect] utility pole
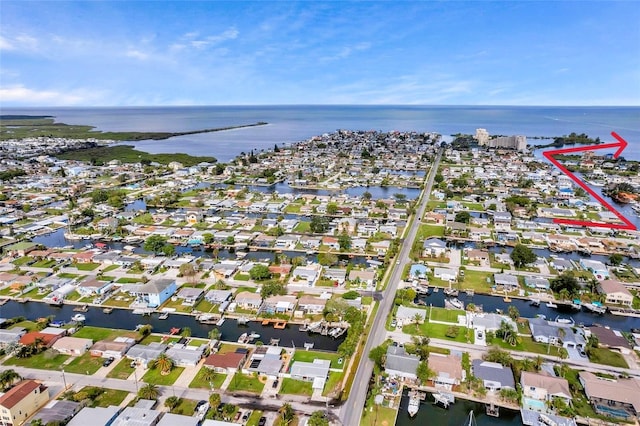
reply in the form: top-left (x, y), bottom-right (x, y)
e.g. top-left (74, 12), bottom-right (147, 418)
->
top-left (61, 370), bottom-right (67, 390)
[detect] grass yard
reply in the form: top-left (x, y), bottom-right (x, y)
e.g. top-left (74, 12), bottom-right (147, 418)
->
top-left (107, 358), bottom-right (135, 380)
top-left (102, 264), bottom-right (120, 273)
top-left (291, 350), bottom-right (345, 369)
top-left (10, 320), bottom-right (38, 331)
top-left (4, 351), bottom-right (70, 370)
top-left (226, 372), bottom-right (265, 393)
top-left (403, 321), bottom-right (472, 343)
top-left (142, 366), bottom-right (185, 386)
top-left (74, 262), bottom-right (101, 271)
top-left (189, 368), bottom-right (227, 389)
top-left (246, 411), bottom-right (263, 426)
top-left (57, 273), bottom-right (81, 279)
top-left (360, 404), bottom-right (397, 426)
top-left (76, 386), bottom-right (129, 408)
top-left (279, 378), bottom-right (312, 396)
top-left (115, 277), bottom-right (143, 283)
top-left (322, 371), bottom-right (344, 396)
top-left (429, 306), bottom-right (464, 323)
top-left (64, 353), bottom-right (105, 375)
top-left (171, 398), bottom-right (198, 416)
top-left (73, 326), bottom-right (136, 342)
top-left (234, 273), bottom-right (251, 281)
top-left (459, 269), bottom-right (494, 292)
top-left (194, 299), bottom-right (219, 313)
top-left (12, 256), bottom-right (33, 266)
top-left (31, 259), bottom-right (56, 268)
top-left (588, 347), bottom-right (629, 368)
top-left (217, 343), bottom-right (246, 354)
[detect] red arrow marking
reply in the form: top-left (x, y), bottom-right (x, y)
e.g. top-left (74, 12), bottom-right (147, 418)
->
top-left (542, 131), bottom-right (636, 231)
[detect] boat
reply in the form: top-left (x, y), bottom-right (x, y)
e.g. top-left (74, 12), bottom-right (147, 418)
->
top-left (464, 410), bottom-right (477, 426)
top-left (71, 314), bottom-right (86, 322)
top-left (415, 286), bottom-right (430, 295)
top-left (503, 296), bottom-right (512, 303)
top-left (486, 403), bottom-right (499, 417)
top-left (584, 301), bottom-right (606, 314)
top-left (248, 332), bottom-right (261, 340)
top-left (408, 392), bottom-right (421, 417)
top-left (555, 316), bottom-right (573, 325)
top-left (237, 332), bottom-right (248, 343)
top-left (444, 287), bottom-right (459, 297)
top-left (73, 304), bottom-right (89, 312)
top-left (432, 391), bottom-right (454, 409)
top-left (216, 317), bottom-right (225, 326)
top-left (169, 327), bottom-right (181, 335)
top-left (197, 314), bottom-right (215, 323)
top-left (538, 413), bottom-right (558, 426)
top-left (571, 299), bottom-right (582, 310)
top-left (102, 308), bottom-right (113, 314)
top-left (50, 320), bottom-right (66, 328)
top-left (158, 312), bottom-right (169, 320)
top-left (530, 298), bottom-right (540, 307)
top-left (237, 316), bottom-right (249, 325)
top-left (545, 302), bottom-right (558, 309)
top-left (132, 309), bottom-right (151, 315)
top-left (445, 298), bottom-right (464, 310)
top-left (433, 287), bottom-right (439, 293)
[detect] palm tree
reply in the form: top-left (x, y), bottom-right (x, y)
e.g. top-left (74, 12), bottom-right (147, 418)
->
top-left (559, 288), bottom-right (570, 301)
top-left (278, 403), bottom-right (295, 426)
top-left (533, 355), bottom-right (544, 371)
top-left (222, 403), bottom-right (236, 419)
top-left (201, 367), bottom-right (217, 385)
top-left (209, 392), bottom-right (222, 411)
top-left (164, 396), bottom-right (180, 410)
top-left (151, 353), bottom-right (174, 375)
top-left (181, 327), bottom-right (192, 338)
top-left (496, 321), bottom-right (518, 346)
top-left (138, 383), bottom-right (159, 400)
top-left (208, 328), bottom-right (221, 341)
top-left (0, 369), bottom-right (21, 391)
top-left (508, 305), bottom-right (519, 320)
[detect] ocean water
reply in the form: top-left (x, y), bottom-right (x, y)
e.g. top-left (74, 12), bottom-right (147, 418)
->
top-left (2, 105), bottom-right (639, 162)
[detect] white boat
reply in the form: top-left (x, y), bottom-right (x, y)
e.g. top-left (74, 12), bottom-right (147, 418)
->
top-left (433, 391), bottom-right (454, 408)
top-left (197, 314), bottom-right (215, 322)
top-left (71, 314), bottom-right (86, 322)
top-left (249, 332), bottom-right (261, 339)
top-left (555, 316), bottom-right (573, 324)
top-left (545, 302), bottom-right (558, 309)
top-left (530, 298), bottom-right (540, 307)
top-left (538, 413), bottom-right (558, 426)
top-left (584, 302), bottom-right (606, 314)
top-left (445, 298), bottom-right (464, 310)
top-left (464, 410), bottom-right (477, 426)
top-left (237, 332), bottom-right (248, 343)
top-left (158, 312), bottom-right (169, 320)
top-left (216, 317), bottom-right (225, 326)
top-left (408, 395), bottom-right (420, 417)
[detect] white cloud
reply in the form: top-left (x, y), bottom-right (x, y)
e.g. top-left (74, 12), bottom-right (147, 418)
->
top-left (173, 28), bottom-right (239, 51)
top-left (0, 35), bottom-right (14, 51)
top-left (0, 33), bottom-right (39, 52)
top-left (0, 85), bottom-right (103, 106)
top-left (126, 49), bottom-right (149, 60)
top-left (321, 42), bottom-right (372, 61)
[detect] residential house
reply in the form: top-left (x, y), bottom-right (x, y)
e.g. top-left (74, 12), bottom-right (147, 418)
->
top-left (322, 237), bottom-right (340, 250)
top-left (0, 380), bottom-right (50, 426)
top-left (428, 354), bottom-right (464, 390)
top-left (524, 276), bottom-right (551, 290)
top-left (579, 371), bottom-right (640, 420)
top-left (521, 371), bottom-right (572, 410)
top-left (128, 279), bottom-right (177, 308)
top-left (588, 326), bottom-right (632, 354)
top-left (111, 407), bottom-right (162, 426)
top-left (262, 295), bottom-right (297, 314)
top-left (472, 360), bottom-right (515, 391)
top-left (247, 346), bottom-right (283, 379)
top-left (203, 350), bottom-right (248, 374)
top-left (77, 278), bottom-right (113, 297)
top-left (18, 332), bottom-right (61, 349)
top-left (66, 406), bottom-right (120, 426)
top-left (29, 400), bottom-right (81, 426)
top-left (0, 328), bottom-right (26, 349)
top-left (395, 306), bottom-right (426, 326)
top-left (204, 290), bottom-right (232, 305)
top-left (51, 337), bottom-right (93, 356)
top-left (370, 240), bottom-right (391, 255)
top-left (422, 238), bottom-right (447, 257)
top-left (323, 268), bottom-right (347, 285)
top-left (89, 337), bottom-right (136, 359)
top-left (176, 287), bottom-right (204, 306)
top-left (384, 346), bottom-right (419, 381)
top-left (433, 267), bottom-right (458, 282)
top-left (494, 273), bottom-right (519, 290)
top-left (234, 291), bottom-right (262, 310)
top-left (290, 265), bottom-right (321, 287)
top-left (598, 280), bottom-right (633, 306)
top-left (290, 359), bottom-right (331, 389)
top-left (126, 342), bottom-right (168, 367)
top-left (296, 295), bottom-right (327, 314)
top-left (348, 269), bottom-right (376, 287)
top-left (580, 259), bottom-right (610, 281)
top-left (165, 343), bottom-right (207, 367)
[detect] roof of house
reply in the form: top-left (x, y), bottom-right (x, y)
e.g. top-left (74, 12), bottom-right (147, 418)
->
top-left (472, 360), bottom-right (515, 388)
top-left (598, 280), bottom-right (632, 297)
top-left (579, 371), bottom-right (640, 411)
top-left (589, 326), bottom-right (631, 349)
top-left (494, 273), bottom-right (519, 286)
top-left (290, 359), bottom-right (331, 379)
top-left (52, 336), bottom-right (93, 351)
top-left (428, 353), bottom-right (463, 380)
top-left (66, 406), bottom-right (121, 426)
top-left (423, 237), bottom-right (446, 249)
top-left (0, 380), bottom-right (46, 409)
top-left (157, 413), bottom-right (200, 426)
top-left (521, 371), bottom-right (571, 398)
top-left (204, 352), bottom-right (246, 369)
top-left (19, 331), bottom-right (60, 347)
top-left (385, 346), bottom-right (419, 375)
top-left (130, 279), bottom-right (175, 294)
top-left (112, 407), bottom-right (162, 426)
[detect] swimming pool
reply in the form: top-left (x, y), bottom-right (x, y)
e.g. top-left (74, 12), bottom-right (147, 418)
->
top-left (596, 405), bottom-right (630, 419)
top-left (523, 397), bottom-right (546, 412)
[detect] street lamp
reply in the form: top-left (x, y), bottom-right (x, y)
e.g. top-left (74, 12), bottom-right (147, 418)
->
top-left (133, 368), bottom-right (139, 393)
top-left (61, 369), bottom-right (67, 390)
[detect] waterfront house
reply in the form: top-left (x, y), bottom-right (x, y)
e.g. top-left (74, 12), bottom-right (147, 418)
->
top-left (203, 350), bottom-right (248, 374)
top-left (290, 265), bottom-right (321, 287)
top-left (128, 279), bottom-right (177, 308)
top-left (176, 287), bottom-right (204, 306)
top-left (234, 291), bottom-right (262, 310)
top-left (204, 289), bottom-right (232, 305)
top-left (524, 276), bottom-right (551, 290)
top-left (290, 359), bottom-right (331, 386)
top-left (72, 251), bottom-right (95, 264)
top-left (521, 371), bottom-right (572, 410)
top-left (579, 371), bottom-right (640, 420)
top-left (51, 336), bottom-right (93, 356)
top-left (422, 238), bottom-right (447, 257)
top-left (494, 273), bottom-right (519, 289)
top-left (348, 269), bottom-right (376, 287)
top-left (472, 360), bottom-right (515, 391)
top-left (165, 343), bottom-right (207, 367)
top-left (323, 268), bottom-right (347, 285)
top-left (66, 406), bottom-right (120, 426)
top-left (0, 380), bottom-right (49, 426)
top-left (468, 227), bottom-right (492, 241)
top-left (395, 306), bottom-right (426, 326)
top-left (89, 337), bottom-right (136, 359)
top-left (111, 406), bottom-right (162, 426)
top-left (29, 400), bottom-right (81, 426)
top-left (465, 249), bottom-right (490, 266)
top-left (248, 346), bottom-right (283, 379)
top-left (433, 267), bottom-right (458, 282)
top-left (428, 353), bottom-right (464, 390)
top-left (262, 295), bottom-right (297, 314)
top-left (471, 313), bottom-right (517, 333)
top-left (126, 342), bottom-right (168, 367)
top-left (77, 277), bottom-right (113, 297)
top-left (296, 295), bottom-right (327, 314)
top-left (598, 280), bottom-right (633, 306)
top-left (384, 345), bottom-right (419, 381)
top-left (0, 328), bottom-right (26, 349)
top-left (580, 259), bottom-right (610, 281)
top-left (19, 331), bottom-right (61, 348)
top-left (588, 326), bottom-right (632, 354)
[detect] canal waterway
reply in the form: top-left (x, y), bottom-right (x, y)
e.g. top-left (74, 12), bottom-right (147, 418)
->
top-left (0, 301), bottom-right (343, 351)
top-left (395, 389), bottom-right (522, 426)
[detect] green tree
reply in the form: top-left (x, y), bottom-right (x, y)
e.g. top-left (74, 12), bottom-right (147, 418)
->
top-left (317, 252), bottom-right (338, 266)
top-left (165, 396), bottom-right (180, 410)
top-left (209, 392), bottom-right (222, 410)
top-left (369, 343), bottom-right (388, 369)
top-left (338, 234), bottom-right (352, 251)
top-left (309, 216), bottom-right (330, 233)
top-left (162, 244), bottom-right (176, 256)
top-left (508, 305), bottom-right (519, 320)
top-left (278, 403), bottom-right (295, 426)
top-left (249, 264), bottom-right (272, 281)
top-left (260, 282), bottom-right (286, 299)
top-left (138, 383), bottom-right (159, 400)
top-left (496, 320), bottom-right (518, 346)
top-left (454, 211), bottom-right (471, 223)
top-left (510, 244), bottom-right (537, 267)
top-left (151, 353), bottom-right (174, 374)
top-left (181, 327), bottom-right (192, 337)
top-left (326, 203), bottom-right (338, 215)
top-left (411, 336), bottom-right (430, 361)
top-left (179, 263), bottom-right (196, 281)
top-left (416, 360), bottom-right (432, 383)
top-left (608, 253), bottom-right (624, 266)
top-left (550, 272), bottom-right (580, 296)
top-left (0, 369), bottom-right (21, 391)
top-left (208, 328), bottom-right (221, 341)
top-left (143, 235), bottom-right (168, 254)
top-left (308, 411), bottom-right (329, 426)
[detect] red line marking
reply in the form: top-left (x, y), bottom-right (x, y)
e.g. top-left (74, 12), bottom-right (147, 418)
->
top-left (541, 131), bottom-right (636, 231)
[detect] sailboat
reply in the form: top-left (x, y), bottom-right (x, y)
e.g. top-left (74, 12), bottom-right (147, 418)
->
top-left (464, 410), bottom-right (477, 426)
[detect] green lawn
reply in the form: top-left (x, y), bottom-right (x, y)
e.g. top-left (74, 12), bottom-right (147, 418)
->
top-left (291, 350), bottom-right (345, 369)
top-left (12, 256), bottom-right (34, 266)
top-left (115, 277), bottom-right (143, 283)
top-left (10, 320), bottom-right (39, 331)
top-left (403, 320), bottom-right (472, 343)
top-left (4, 351), bottom-right (70, 370)
top-left (226, 372), bottom-right (265, 393)
top-left (429, 306), bottom-right (464, 323)
top-left (234, 273), bottom-right (250, 281)
top-left (588, 347), bottom-right (629, 368)
top-left (323, 371), bottom-right (344, 396)
top-left (31, 259), bottom-right (56, 268)
top-left (102, 264), bottom-right (120, 273)
top-left (73, 326), bottom-right (136, 342)
top-left (171, 398), bottom-right (198, 416)
top-left (458, 269), bottom-right (493, 292)
top-left (360, 403), bottom-right (397, 426)
top-left (74, 262), bottom-right (101, 271)
top-left (246, 410), bottom-right (264, 426)
top-left (57, 273), bottom-right (81, 279)
top-left (64, 353), bottom-right (105, 375)
top-left (279, 378), bottom-right (312, 396)
top-left (189, 368), bottom-right (227, 390)
top-left (417, 223), bottom-right (445, 237)
top-left (142, 366), bottom-right (185, 386)
top-left (107, 358), bottom-right (136, 380)
top-left (76, 386), bottom-right (129, 407)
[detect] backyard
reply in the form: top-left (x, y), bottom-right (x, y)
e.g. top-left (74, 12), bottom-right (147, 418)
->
top-left (142, 366), bottom-right (185, 386)
top-left (189, 368), bottom-right (227, 390)
top-left (226, 372), bottom-right (265, 393)
top-left (279, 378), bottom-right (312, 396)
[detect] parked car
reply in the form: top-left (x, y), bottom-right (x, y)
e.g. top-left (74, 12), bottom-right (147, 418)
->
top-left (258, 417), bottom-right (267, 426)
top-left (195, 400), bottom-right (208, 412)
top-left (242, 410), bottom-right (251, 421)
top-left (272, 379), bottom-right (279, 388)
top-left (102, 357), bottom-right (115, 367)
top-left (234, 412), bottom-right (242, 421)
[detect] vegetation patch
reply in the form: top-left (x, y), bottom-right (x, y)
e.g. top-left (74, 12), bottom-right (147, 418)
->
top-left (292, 350), bottom-right (345, 369)
top-left (142, 366), bottom-right (185, 386)
top-left (279, 378), bottom-right (312, 396)
top-left (63, 352), bottom-right (104, 375)
top-left (226, 372), bottom-right (265, 393)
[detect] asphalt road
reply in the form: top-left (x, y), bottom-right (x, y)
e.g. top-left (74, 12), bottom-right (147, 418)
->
top-left (338, 148), bottom-right (443, 426)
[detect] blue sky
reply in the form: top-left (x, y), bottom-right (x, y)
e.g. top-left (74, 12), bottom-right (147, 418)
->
top-left (1, 1), bottom-right (639, 106)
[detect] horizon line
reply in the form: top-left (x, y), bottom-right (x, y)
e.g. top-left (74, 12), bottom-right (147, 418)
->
top-left (2, 104), bottom-right (639, 109)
